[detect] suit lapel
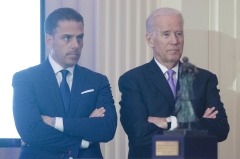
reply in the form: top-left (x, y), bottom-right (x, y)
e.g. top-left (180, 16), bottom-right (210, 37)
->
top-left (176, 62), bottom-right (182, 97)
top-left (39, 59), bottom-right (66, 116)
top-left (146, 59), bottom-right (176, 110)
top-left (68, 65), bottom-right (86, 117)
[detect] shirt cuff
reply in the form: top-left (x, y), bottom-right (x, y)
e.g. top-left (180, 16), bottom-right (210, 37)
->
top-left (81, 140), bottom-right (90, 148)
top-left (54, 117), bottom-right (64, 132)
top-left (169, 116), bottom-right (178, 130)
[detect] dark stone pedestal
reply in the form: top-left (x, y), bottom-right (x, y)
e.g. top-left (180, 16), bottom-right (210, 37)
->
top-left (152, 133), bottom-right (217, 159)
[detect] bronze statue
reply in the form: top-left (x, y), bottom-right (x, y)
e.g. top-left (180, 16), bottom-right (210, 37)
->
top-left (175, 57), bottom-right (198, 129)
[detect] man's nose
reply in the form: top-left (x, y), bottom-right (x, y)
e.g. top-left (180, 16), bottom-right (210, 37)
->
top-left (170, 34), bottom-right (179, 45)
top-left (71, 38), bottom-right (81, 49)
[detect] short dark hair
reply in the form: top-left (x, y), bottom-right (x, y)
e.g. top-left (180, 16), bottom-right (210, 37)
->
top-left (44, 7), bottom-right (84, 35)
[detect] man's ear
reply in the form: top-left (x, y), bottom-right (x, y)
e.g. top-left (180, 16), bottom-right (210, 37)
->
top-left (146, 33), bottom-right (154, 48)
top-left (45, 34), bottom-right (53, 49)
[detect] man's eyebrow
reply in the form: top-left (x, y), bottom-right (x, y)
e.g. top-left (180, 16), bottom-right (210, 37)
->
top-left (61, 34), bottom-right (72, 37)
top-left (160, 30), bottom-right (183, 33)
top-left (160, 30), bottom-right (170, 34)
top-left (77, 33), bottom-right (84, 38)
top-left (162, 30), bottom-right (170, 33)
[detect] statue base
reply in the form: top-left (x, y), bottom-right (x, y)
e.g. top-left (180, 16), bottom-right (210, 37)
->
top-left (152, 130), bottom-right (217, 159)
top-left (163, 129), bottom-right (208, 136)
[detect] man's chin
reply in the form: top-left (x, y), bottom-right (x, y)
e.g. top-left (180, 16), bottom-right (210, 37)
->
top-left (65, 60), bottom-right (79, 67)
top-left (67, 56), bottom-right (80, 63)
top-left (172, 54), bottom-right (182, 60)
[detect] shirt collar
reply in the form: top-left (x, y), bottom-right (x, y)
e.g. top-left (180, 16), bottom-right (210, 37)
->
top-left (154, 58), bottom-right (179, 75)
top-left (48, 55), bottom-right (75, 75)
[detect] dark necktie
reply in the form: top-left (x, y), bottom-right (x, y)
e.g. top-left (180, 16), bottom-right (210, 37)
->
top-left (60, 70), bottom-right (71, 115)
top-left (166, 70), bottom-right (176, 99)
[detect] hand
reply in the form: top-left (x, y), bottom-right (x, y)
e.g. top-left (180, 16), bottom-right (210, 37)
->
top-left (41, 115), bottom-right (55, 127)
top-left (148, 117), bottom-right (168, 129)
top-left (203, 107), bottom-right (218, 119)
top-left (89, 107), bottom-right (106, 117)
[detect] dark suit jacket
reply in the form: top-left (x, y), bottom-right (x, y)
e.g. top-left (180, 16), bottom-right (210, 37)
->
top-left (12, 58), bottom-right (117, 159)
top-left (118, 59), bottom-right (229, 159)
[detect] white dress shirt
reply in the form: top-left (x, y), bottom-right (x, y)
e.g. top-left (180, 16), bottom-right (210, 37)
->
top-left (154, 58), bottom-right (178, 130)
top-left (48, 55), bottom-right (89, 148)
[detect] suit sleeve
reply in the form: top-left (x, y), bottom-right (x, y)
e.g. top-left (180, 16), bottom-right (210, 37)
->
top-left (197, 74), bottom-right (229, 142)
top-left (118, 74), bottom-right (163, 146)
top-left (62, 75), bottom-right (117, 142)
top-left (12, 71), bottom-right (80, 153)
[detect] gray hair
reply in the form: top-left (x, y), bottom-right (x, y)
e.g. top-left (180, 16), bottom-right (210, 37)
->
top-left (146, 8), bottom-right (184, 35)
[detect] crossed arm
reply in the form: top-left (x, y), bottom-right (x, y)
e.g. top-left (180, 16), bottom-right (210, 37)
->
top-left (41, 107), bottom-right (106, 127)
top-left (147, 74), bottom-right (229, 142)
top-left (21, 107), bottom-right (106, 147)
top-left (40, 107), bottom-right (106, 148)
top-left (148, 107), bottom-right (218, 129)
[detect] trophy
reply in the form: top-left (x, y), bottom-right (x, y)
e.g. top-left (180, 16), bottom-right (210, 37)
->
top-left (152, 57), bottom-right (217, 159)
top-left (163, 56), bottom-right (205, 134)
top-left (174, 57), bottom-right (206, 134)
top-left (175, 56), bottom-right (198, 127)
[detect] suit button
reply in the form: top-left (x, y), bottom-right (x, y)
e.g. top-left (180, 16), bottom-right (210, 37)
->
top-left (69, 157), bottom-right (73, 159)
